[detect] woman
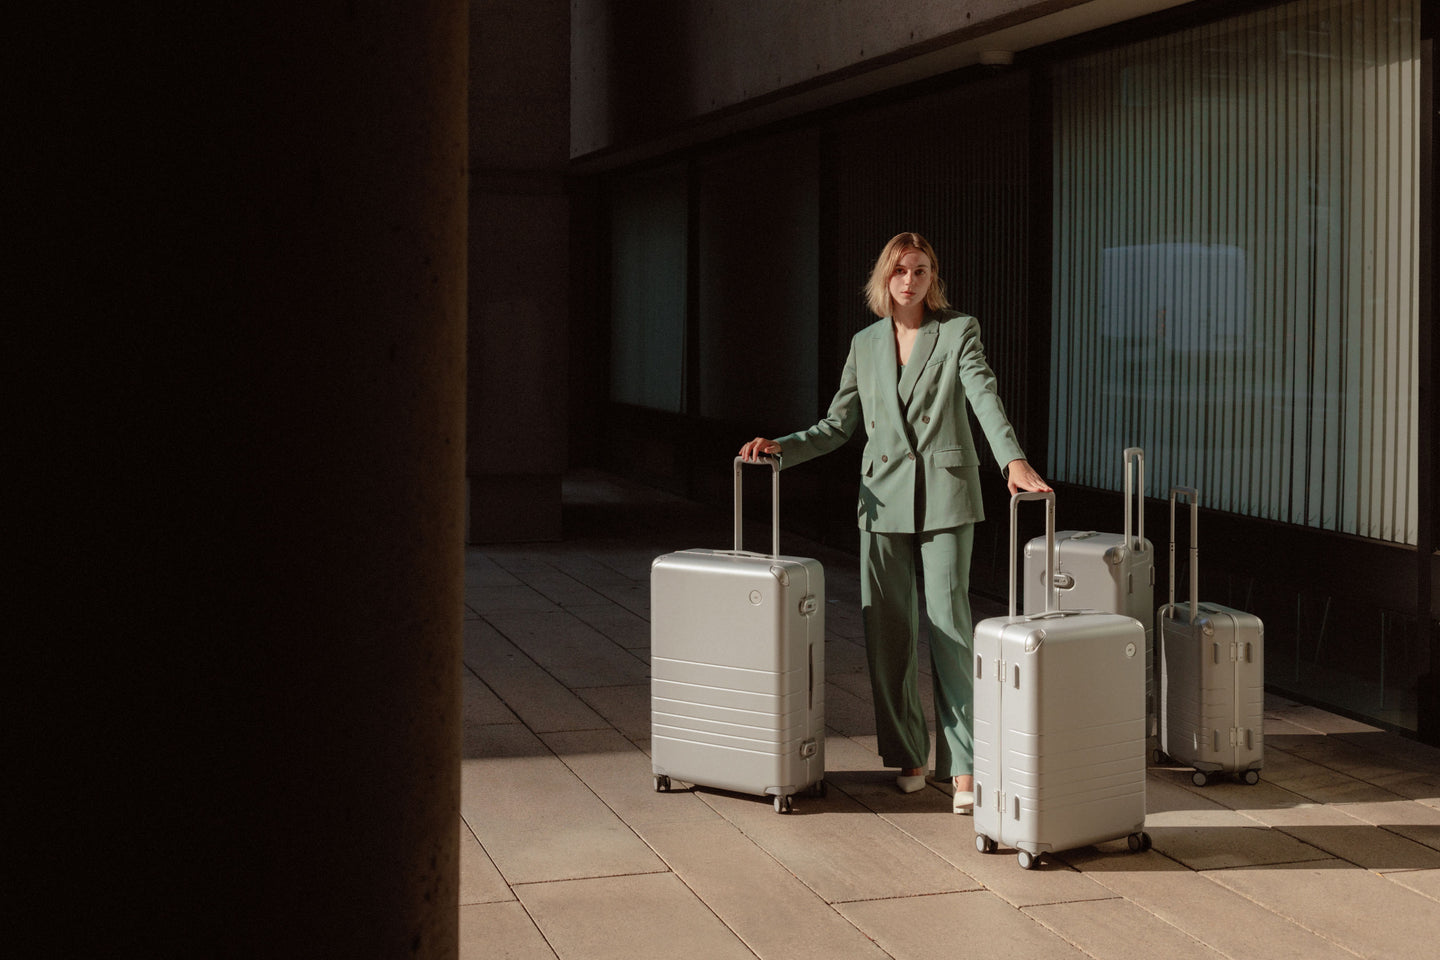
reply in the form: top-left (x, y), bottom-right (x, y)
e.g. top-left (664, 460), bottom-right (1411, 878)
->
top-left (739, 232), bottom-right (1050, 814)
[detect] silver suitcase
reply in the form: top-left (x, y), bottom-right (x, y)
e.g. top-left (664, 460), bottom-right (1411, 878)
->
top-left (1023, 447), bottom-right (1156, 735)
top-left (1157, 487), bottom-right (1265, 787)
top-left (975, 492), bottom-right (1151, 869)
top-left (650, 456), bottom-right (825, 813)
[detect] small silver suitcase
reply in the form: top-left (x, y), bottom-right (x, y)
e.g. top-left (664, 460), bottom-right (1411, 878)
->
top-left (650, 456), bottom-right (825, 813)
top-left (975, 492), bottom-right (1151, 869)
top-left (1157, 487), bottom-right (1265, 787)
top-left (1023, 447), bottom-right (1156, 734)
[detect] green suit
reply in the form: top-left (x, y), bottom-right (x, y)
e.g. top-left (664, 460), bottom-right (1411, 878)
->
top-left (774, 310), bottom-right (1027, 777)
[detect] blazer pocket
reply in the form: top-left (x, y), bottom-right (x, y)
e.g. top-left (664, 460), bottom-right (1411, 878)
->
top-left (930, 446), bottom-right (979, 469)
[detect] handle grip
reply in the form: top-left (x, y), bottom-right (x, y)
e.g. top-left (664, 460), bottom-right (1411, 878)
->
top-left (1123, 447), bottom-right (1146, 552)
top-left (1009, 491), bottom-right (1056, 618)
top-left (1166, 486), bottom-right (1199, 624)
top-left (733, 456), bottom-right (780, 557)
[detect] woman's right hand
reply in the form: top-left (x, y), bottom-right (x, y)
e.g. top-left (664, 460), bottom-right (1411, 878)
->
top-left (739, 437), bottom-right (781, 462)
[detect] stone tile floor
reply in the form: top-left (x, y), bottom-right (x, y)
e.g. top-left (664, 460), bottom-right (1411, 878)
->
top-left (461, 470), bottom-right (1440, 959)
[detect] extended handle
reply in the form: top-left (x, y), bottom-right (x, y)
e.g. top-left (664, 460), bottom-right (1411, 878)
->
top-left (1123, 447), bottom-right (1146, 552)
top-left (733, 456), bottom-right (780, 557)
top-left (1009, 491), bottom-right (1056, 617)
top-left (1166, 486), bottom-right (1199, 623)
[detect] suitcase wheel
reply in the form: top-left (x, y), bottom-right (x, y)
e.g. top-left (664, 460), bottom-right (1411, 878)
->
top-left (773, 794), bottom-right (793, 814)
top-left (654, 775), bottom-right (671, 793)
top-left (1192, 771), bottom-right (1211, 788)
top-left (1242, 769), bottom-right (1261, 786)
top-left (1017, 849), bottom-right (1039, 870)
top-left (808, 779), bottom-right (827, 798)
top-left (1152, 748), bottom-right (1168, 765)
top-left (1127, 831), bottom-right (1153, 853)
top-left (975, 835), bottom-right (997, 854)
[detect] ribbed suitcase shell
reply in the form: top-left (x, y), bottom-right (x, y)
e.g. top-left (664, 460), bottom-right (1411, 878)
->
top-left (1158, 488), bottom-right (1264, 786)
top-left (974, 492), bottom-right (1150, 869)
top-left (1022, 449), bottom-right (1156, 735)
top-left (650, 459), bottom-right (825, 813)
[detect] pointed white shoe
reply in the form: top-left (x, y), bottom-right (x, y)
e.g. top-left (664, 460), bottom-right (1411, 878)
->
top-left (896, 773), bottom-right (926, 793)
top-left (953, 790), bottom-right (974, 814)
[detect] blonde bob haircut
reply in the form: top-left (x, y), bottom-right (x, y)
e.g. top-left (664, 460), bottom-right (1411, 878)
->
top-left (863, 231), bottom-right (950, 318)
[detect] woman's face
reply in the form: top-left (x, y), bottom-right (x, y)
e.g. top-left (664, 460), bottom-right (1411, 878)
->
top-left (888, 248), bottom-right (933, 310)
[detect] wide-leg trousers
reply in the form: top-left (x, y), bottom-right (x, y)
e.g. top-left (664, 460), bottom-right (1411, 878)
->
top-left (859, 524), bottom-right (976, 778)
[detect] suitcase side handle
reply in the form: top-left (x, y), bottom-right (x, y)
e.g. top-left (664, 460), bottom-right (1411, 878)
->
top-left (1010, 491), bottom-right (1056, 617)
top-left (733, 456), bottom-right (780, 557)
top-left (1167, 486), bottom-right (1200, 624)
top-left (1123, 447), bottom-right (1145, 552)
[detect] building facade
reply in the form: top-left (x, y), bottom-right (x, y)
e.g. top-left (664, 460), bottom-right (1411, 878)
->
top-left (482, 0), bottom-right (1436, 741)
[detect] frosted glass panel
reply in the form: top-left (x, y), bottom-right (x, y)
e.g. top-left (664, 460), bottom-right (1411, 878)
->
top-left (1050, 0), bottom-right (1420, 544)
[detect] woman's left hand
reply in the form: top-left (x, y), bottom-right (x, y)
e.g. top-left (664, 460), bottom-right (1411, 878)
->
top-left (1006, 459), bottom-right (1053, 495)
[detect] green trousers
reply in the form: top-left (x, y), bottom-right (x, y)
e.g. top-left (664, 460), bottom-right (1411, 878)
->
top-left (859, 525), bottom-right (976, 778)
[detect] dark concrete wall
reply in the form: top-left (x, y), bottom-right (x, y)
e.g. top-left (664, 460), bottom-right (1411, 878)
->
top-left (468, 0), bottom-right (572, 542)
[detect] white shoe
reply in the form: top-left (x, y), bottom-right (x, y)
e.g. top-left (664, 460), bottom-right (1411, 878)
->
top-left (953, 790), bottom-right (974, 815)
top-left (896, 773), bottom-right (926, 793)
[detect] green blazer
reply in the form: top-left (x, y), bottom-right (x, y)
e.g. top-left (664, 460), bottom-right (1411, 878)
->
top-left (774, 310), bottom-right (1027, 534)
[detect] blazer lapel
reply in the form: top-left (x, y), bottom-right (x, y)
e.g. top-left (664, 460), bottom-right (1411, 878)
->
top-left (871, 324), bottom-right (907, 429)
top-left (898, 319), bottom-right (939, 406)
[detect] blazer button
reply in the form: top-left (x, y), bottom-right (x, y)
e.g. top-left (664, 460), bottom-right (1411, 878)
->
top-left (922, 415), bottom-right (931, 423)
top-left (881, 454), bottom-right (888, 463)
top-left (907, 452), bottom-right (915, 460)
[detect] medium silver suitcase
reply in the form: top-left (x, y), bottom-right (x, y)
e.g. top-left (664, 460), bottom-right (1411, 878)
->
top-left (974, 492), bottom-right (1151, 869)
top-left (650, 456), bottom-right (825, 813)
top-left (1157, 487), bottom-right (1265, 787)
top-left (1023, 447), bottom-right (1157, 734)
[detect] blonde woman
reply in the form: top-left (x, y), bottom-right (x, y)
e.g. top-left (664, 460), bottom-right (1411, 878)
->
top-left (740, 231), bottom-right (1050, 814)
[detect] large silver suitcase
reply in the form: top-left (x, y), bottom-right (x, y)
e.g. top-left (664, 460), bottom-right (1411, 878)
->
top-left (1023, 447), bottom-right (1156, 734)
top-left (650, 456), bottom-right (825, 814)
top-left (974, 492), bottom-right (1151, 869)
top-left (1157, 487), bottom-right (1265, 787)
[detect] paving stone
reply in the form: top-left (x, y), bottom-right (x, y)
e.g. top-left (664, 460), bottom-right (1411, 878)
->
top-left (484, 608), bottom-right (649, 688)
top-left (1266, 702), bottom-right (1382, 735)
top-left (459, 901), bottom-right (556, 960)
top-left (839, 890), bottom-right (1091, 960)
top-left (1252, 744), bottom-right (1399, 804)
top-left (1241, 800), bottom-right (1440, 870)
top-left (517, 873), bottom-right (753, 960)
top-left (467, 582), bottom-right (560, 614)
top-left (699, 775), bottom-right (970, 904)
top-left (1077, 857), bottom-right (1362, 960)
top-left (566, 602), bottom-right (651, 650)
top-left (460, 724), bottom-right (665, 885)
top-left (1328, 798), bottom-right (1440, 853)
top-left (1138, 777), bottom-right (1331, 870)
top-left (1385, 868), bottom-right (1440, 901)
top-left (510, 566), bottom-right (613, 608)
top-left (1025, 897), bottom-right (1226, 960)
top-left (540, 727), bottom-right (721, 828)
top-left (573, 683), bottom-right (651, 743)
top-left (642, 819), bottom-right (892, 960)
top-left (462, 666), bottom-right (517, 727)
top-left (822, 681), bottom-right (875, 737)
top-left (459, 817), bottom-right (513, 905)
top-left (462, 620), bottom-right (608, 734)
top-left (1211, 859), bottom-right (1440, 959)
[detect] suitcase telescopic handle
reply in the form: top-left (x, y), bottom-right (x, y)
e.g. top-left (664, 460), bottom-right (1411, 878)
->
top-left (1123, 447), bottom-right (1145, 552)
top-left (1009, 491), bottom-right (1056, 617)
top-left (1167, 486), bottom-right (1199, 624)
top-left (733, 456), bottom-right (780, 557)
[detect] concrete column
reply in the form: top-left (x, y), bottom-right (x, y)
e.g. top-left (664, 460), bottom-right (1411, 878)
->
top-left (19, 5), bottom-right (466, 956)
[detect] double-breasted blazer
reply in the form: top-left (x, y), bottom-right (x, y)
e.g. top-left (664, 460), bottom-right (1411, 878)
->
top-left (774, 310), bottom-right (1027, 534)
